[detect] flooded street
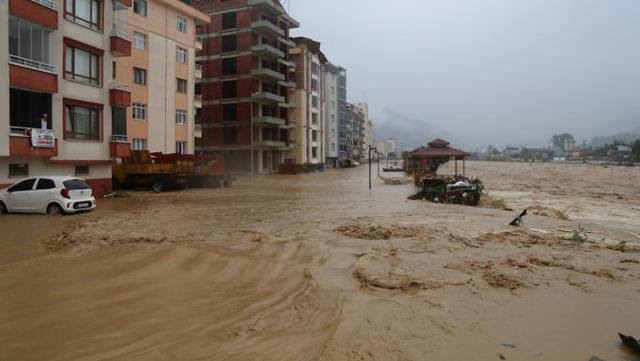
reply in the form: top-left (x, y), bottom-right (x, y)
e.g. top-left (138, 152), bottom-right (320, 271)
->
top-left (1, 162), bottom-right (640, 361)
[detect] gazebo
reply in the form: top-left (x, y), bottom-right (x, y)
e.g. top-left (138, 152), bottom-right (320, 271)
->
top-left (408, 138), bottom-right (470, 179)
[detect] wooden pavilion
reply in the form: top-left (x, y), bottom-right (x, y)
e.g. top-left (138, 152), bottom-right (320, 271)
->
top-left (408, 138), bottom-right (470, 180)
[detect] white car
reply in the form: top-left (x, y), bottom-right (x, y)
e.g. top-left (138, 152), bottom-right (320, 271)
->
top-left (0, 176), bottom-right (96, 215)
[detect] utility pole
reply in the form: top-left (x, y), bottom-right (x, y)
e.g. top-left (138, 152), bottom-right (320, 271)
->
top-left (368, 146), bottom-right (372, 189)
top-left (583, 139), bottom-right (587, 164)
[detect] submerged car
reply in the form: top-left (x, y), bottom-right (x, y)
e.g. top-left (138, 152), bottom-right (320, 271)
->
top-left (0, 176), bottom-right (96, 215)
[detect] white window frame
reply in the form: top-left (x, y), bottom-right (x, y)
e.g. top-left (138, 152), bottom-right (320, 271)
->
top-left (133, 0), bottom-right (147, 17)
top-left (176, 141), bottom-right (186, 154)
top-left (132, 138), bottom-right (147, 150)
top-left (177, 16), bottom-right (187, 33)
top-left (177, 78), bottom-right (187, 93)
top-left (132, 103), bottom-right (146, 120)
top-left (176, 109), bottom-right (187, 124)
top-left (176, 47), bottom-right (187, 63)
top-left (133, 32), bottom-right (146, 50)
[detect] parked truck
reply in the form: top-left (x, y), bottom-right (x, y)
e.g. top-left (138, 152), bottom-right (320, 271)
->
top-left (112, 151), bottom-right (231, 192)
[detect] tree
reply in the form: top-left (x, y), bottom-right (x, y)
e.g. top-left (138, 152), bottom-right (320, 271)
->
top-left (633, 139), bottom-right (640, 161)
top-left (550, 133), bottom-right (575, 149)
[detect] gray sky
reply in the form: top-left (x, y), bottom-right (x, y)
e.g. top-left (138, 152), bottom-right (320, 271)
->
top-left (290, 0), bottom-right (640, 148)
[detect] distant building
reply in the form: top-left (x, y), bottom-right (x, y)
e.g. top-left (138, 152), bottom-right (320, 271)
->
top-left (324, 64), bottom-right (340, 167)
top-left (356, 103), bottom-right (373, 162)
top-left (336, 67), bottom-right (349, 164)
top-left (375, 139), bottom-right (403, 159)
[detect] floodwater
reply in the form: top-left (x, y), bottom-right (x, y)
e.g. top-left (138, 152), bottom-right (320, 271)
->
top-left (1, 162), bottom-right (639, 361)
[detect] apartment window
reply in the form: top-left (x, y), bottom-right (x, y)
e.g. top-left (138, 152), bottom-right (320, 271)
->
top-left (176, 109), bottom-right (187, 124)
top-left (176, 141), bottom-right (187, 154)
top-left (311, 63), bottom-right (319, 75)
top-left (8, 16), bottom-right (53, 67)
top-left (222, 57), bottom-right (236, 75)
top-left (312, 113), bottom-right (318, 125)
top-left (65, 44), bottom-right (100, 85)
top-left (64, 103), bottom-right (100, 140)
top-left (176, 47), bottom-right (187, 63)
top-left (133, 32), bottom-right (146, 50)
top-left (177, 78), bottom-right (187, 93)
top-left (133, 0), bottom-right (147, 16)
top-left (312, 130), bottom-right (318, 142)
top-left (331, 114), bottom-right (335, 123)
top-left (112, 61), bottom-right (116, 79)
top-left (312, 96), bottom-right (318, 109)
top-left (133, 67), bottom-right (146, 85)
top-left (331, 129), bottom-right (335, 137)
top-left (222, 81), bottom-right (237, 98)
top-left (132, 138), bottom-right (147, 150)
top-left (331, 143), bottom-right (336, 151)
top-left (75, 165), bottom-right (90, 175)
top-left (10, 89), bottom-right (52, 129)
top-left (311, 79), bottom-right (319, 92)
top-left (132, 103), bottom-right (146, 120)
top-left (222, 12), bottom-right (237, 30)
top-left (331, 86), bottom-right (335, 95)
top-left (177, 16), bottom-right (187, 33)
top-left (221, 35), bottom-right (236, 53)
top-left (223, 127), bottom-right (237, 145)
top-left (331, 100), bottom-right (335, 110)
top-left (9, 164), bottom-right (29, 177)
top-left (112, 106), bottom-right (127, 137)
top-left (312, 147), bottom-right (318, 159)
top-left (222, 104), bottom-right (237, 122)
top-left (65, 0), bottom-right (101, 30)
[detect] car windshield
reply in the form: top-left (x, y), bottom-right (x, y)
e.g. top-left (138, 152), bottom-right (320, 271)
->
top-left (63, 179), bottom-right (91, 190)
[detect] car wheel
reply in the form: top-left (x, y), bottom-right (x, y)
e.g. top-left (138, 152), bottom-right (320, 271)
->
top-left (46, 203), bottom-right (64, 215)
top-left (152, 181), bottom-right (164, 193)
top-left (0, 202), bottom-right (7, 214)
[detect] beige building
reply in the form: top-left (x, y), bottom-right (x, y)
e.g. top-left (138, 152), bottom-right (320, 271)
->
top-left (1, 0), bottom-right (208, 196)
top-left (288, 37), bottom-right (326, 167)
top-left (356, 102), bottom-right (373, 162)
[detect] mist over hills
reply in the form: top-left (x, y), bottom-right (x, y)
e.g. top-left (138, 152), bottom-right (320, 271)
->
top-left (589, 125), bottom-right (640, 147)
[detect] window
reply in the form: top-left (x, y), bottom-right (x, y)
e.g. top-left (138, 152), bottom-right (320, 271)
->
top-left (132, 138), bottom-right (147, 150)
top-left (331, 143), bottom-right (336, 151)
top-left (223, 127), bottom-right (237, 145)
top-left (133, 0), bottom-right (147, 16)
top-left (8, 178), bottom-right (36, 191)
top-left (331, 86), bottom-right (335, 95)
top-left (221, 35), bottom-right (236, 53)
top-left (65, 0), bottom-right (101, 30)
top-left (9, 16), bottom-right (53, 67)
top-left (222, 81), bottom-right (237, 98)
top-left (312, 96), bottom-right (318, 109)
top-left (133, 67), bottom-right (146, 85)
top-left (112, 106), bottom-right (127, 137)
top-left (311, 79), bottom-right (318, 91)
top-left (312, 113), bottom-right (318, 125)
top-left (331, 114), bottom-right (335, 123)
top-left (8, 164), bottom-right (29, 178)
top-left (222, 12), bottom-right (237, 30)
top-left (133, 32), bottom-right (146, 50)
top-left (177, 16), bottom-right (187, 33)
top-left (176, 47), bottom-right (187, 63)
top-left (311, 62), bottom-right (319, 75)
top-left (75, 165), bottom-right (90, 175)
top-left (176, 141), bottom-right (186, 154)
top-left (176, 110), bottom-right (187, 124)
top-left (10, 89), bottom-right (52, 129)
top-left (132, 103), bottom-right (146, 120)
top-left (222, 57), bottom-right (236, 75)
top-left (112, 61), bottom-right (116, 79)
top-left (223, 104), bottom-right (236, 122)
top-left (331, 129), bottom-right (335, 137)
top-left (312, 130), bottom-right (318, 142)
top-left (176, 78), bottom-right (187, 93)
top-left (65, 44), bottom-right (100, 85)
top-left (65, 104), bottom-right (100, 140)
top-left (312, 147), bottom-right (318, 159)
top-left (36, 178), bottom-right (56, 190)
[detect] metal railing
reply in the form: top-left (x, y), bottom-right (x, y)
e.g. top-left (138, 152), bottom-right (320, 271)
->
top-left (10, 126), bottom-right (56, 137)
top-left (110, 134), bottom-right (128, 142)
top-left (110, 27), bottom-right (129, 40)
top-left (30, 0), bottom-right (57, 10)
top-left (195, 63), bottom-right (202, 71)
top-left (9, 54), bottom-right (56, 74)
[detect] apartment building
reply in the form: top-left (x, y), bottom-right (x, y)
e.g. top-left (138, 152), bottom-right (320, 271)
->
top-left (288, 37), bottom-right (326, 167)
top-left (335, 66), bottom-right (350, 165)
top-left (324, 63), bottom-right (339, 168)
top-left (1, 0), bottom-right (207, 196)
top-left (356, 102), bottom-right (373, 162)
top-left (375, 139), bottom-right (404, 159)
top-left (348, 103), bottom-right (365, 162)
top-left (192, 0), bottom-right (299, 173)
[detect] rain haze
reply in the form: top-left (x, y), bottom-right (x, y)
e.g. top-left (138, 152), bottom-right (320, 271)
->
top-left (289, 0), bottom-right (640, 149)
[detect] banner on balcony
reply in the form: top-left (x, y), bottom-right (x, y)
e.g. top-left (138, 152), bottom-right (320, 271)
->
top-left (30, 129), bottom-right (55, 148)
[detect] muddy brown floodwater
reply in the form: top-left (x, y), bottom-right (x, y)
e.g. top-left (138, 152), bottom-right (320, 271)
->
top-left (1, 161), bottom-right (640, 361)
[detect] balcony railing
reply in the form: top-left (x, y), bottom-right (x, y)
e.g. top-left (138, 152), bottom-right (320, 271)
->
top-left (110, 27), bottom-right (129, 40)
top-left (9, 54), bottom-right (56, 74)
top-left (30, 0), bottom-right (57, 10)
top-left (110, 134), bottom-right (128, 142)
top-left (10, 126), bottom-right (34, 136)
top-left (194, 63), bottom-right (202, 79)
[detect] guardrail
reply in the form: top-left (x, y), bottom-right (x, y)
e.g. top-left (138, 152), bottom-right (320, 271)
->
top-left (110, 134), bottom-right (128, 142)
top-left (9, 54), bottom-right (56, 74)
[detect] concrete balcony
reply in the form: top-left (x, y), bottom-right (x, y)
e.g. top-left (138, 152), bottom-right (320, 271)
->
top-left (194, 94), bottom-right (203, 108)
top-left (110, 28), bottom-right (131, 57)
top-left (251, 68), bottom-right (285, 82)
top-left (253, 116), bottom-right (286, 126)
top-left (278, 37), bottom-right (296, 48)
top-left (9, 0), bottom-right (58, 29)
top-left (109, 84), bottom-right (131, 107)
top-left (195, 37), bottom-right (203, 51)
top-left (251, 20), bottom-right (285, 38)
top-left (278, 80), bottom-right (296, 89)
top-left (9, 127), bottom-right (58, 157)
top-left (194, 124), bottom-right (203, 139)
top-left (195, 63), bottom-right (202, 79)
top-left (257, 140), bottom-right (286, 148)
top-left (109, 135), bottom-right (131, 158)
top-left (252, 92), bottom-right (285, 105)
top-left (251, 44), bottom-right (284, 60)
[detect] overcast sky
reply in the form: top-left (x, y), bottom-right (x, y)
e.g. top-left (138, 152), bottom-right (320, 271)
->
top-left (289, 0), bottom-right (640, 148)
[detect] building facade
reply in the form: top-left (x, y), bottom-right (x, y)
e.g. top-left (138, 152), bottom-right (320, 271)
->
top-left (323, 63), bottom-right (339, 168)
top-left (1, 0), bottom-right (207, 195)
top-left (356, 102), bottom-right (373, 162)
top-left (348, 103), bottom-right (365, 162)
top-left (288, 37), bottom-right (325, 167)
top-left (335, 66), bottom-right (349, 164)
top-left (192, 0), bottom-right (299, 174)
top-left (375, 139), bottom-right (404, 159)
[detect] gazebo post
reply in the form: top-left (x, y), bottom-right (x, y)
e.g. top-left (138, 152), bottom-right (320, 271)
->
top-left (463, 159), bottom-right (466, 177)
